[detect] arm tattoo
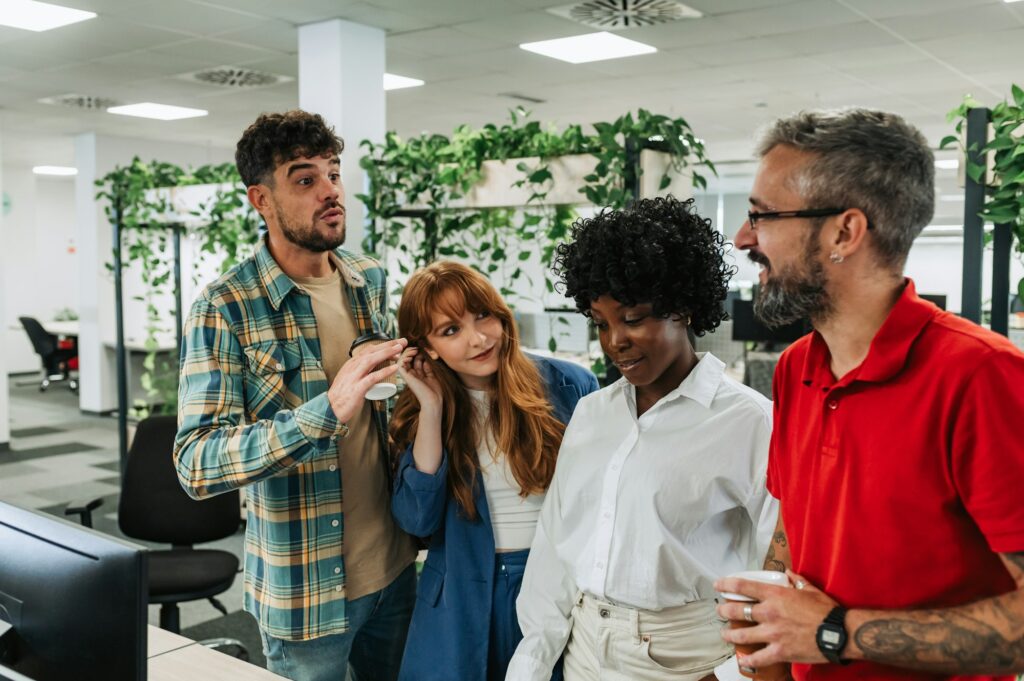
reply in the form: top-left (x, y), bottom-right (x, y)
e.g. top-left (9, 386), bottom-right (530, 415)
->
top-left (763, 530), bottom-right (788, 572)
top-left (1004, 552), bottom-right (1024, 573)
top-left (854, 553), bottom-right (1024, 675)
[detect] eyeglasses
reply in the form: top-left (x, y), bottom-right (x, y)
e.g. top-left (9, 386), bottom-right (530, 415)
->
top-left (746, 207), bottom-right (872, 230)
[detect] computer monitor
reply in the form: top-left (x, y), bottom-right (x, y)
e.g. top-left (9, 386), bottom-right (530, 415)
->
top-left (731, 298), bottom-right (808, 345)
top-left (919, 293), bottom-right (947, 310)
top-left (0, 502), bottom-right (147, 681)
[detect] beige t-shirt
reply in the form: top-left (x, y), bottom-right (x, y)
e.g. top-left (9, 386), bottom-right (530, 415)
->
top-left (293, 267), bottom-right (416, 599)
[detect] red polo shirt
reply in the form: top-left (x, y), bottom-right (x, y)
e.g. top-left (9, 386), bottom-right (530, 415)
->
top-left (767, 280), bottom-right (1024, 681)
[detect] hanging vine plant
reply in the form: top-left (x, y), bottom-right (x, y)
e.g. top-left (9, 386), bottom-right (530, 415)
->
top-left (95, 159), bottom-right (260, 415)
top-left (943, 85), bottom-right (1024, 300)
top-left (357, 107), bottom-right (716, 292)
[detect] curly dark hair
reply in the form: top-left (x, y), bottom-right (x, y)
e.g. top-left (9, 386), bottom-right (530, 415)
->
top-left (553, 196), bottom-right (735, 337)
top-left (235, 110), bottom-right (344, 187)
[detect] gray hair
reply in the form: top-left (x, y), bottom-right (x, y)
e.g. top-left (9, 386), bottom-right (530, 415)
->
top-left (755, 108), bottom-right (935, 271)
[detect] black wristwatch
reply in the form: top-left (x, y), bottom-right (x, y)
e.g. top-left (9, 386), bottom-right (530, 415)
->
top-left (816, 606), bottom-right (850, 665)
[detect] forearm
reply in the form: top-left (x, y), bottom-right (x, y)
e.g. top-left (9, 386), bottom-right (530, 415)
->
top-left (763, 514), bottom-right (791, 572)
top-left (846, 589), bottom-right (1024, 675)
top-left (175, 393), bottom-right (343, 498)
top-left (411, 404), bottom-right (443, 474)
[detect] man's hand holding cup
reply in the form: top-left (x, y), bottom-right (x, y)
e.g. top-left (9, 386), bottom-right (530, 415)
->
top-left (327, 336), bottom-right (407, 424)
top-left (715, 569), bottom-right (839, 679)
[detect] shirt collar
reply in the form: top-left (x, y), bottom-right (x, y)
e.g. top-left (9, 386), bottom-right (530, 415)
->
top-left (801, 278), bottom-right (938, 388)
top-left (619, 351), bottom-right (725, 412)
top-left (255, 235), bottom-right (366, 311)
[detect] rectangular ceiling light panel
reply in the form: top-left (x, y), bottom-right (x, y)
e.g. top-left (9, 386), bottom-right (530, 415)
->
top-left (383, 73), bottom-right (425, 91)
top-left (106, 103), bottom-right (208, 121)
top-left (33, 165), bottom-right (78, 176)
top-left (0, 0), bottom-right (95, 31)
top-left (520, 31), bottom-right (656, 64)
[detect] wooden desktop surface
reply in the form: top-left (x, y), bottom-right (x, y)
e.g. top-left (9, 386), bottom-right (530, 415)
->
top-left (147, 626), bottom-right (286, 680)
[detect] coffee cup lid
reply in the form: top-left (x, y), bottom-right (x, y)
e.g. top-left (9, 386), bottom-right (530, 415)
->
top-left (349, 331), bottom-right (393, 357)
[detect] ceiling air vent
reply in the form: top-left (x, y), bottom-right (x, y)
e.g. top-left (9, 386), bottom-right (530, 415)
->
top-left (178, 66), bottom-right (293, 89)
top-left (548, 0), bottom-right (702, 29)
top-left (38, 93), bottom-right (120, 110)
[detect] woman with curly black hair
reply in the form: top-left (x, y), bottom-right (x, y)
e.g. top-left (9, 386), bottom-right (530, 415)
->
top-left (507, 197), bottom-right (778, 681)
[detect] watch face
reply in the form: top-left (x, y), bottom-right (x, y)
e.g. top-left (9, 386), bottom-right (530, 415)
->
top-left (821, 629), bottom-right (842, 646)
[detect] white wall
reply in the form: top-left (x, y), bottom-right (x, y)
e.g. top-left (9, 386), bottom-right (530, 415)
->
top-left (3, 167), bottom-right (78, 373)
top-left (904, 238), bottom-right (1024, 315)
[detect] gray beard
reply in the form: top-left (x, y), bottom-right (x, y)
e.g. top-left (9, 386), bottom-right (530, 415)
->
top-left (276, 204), bottom-right (345, 253)
top-left (753, 242), bottom-right (833, 328)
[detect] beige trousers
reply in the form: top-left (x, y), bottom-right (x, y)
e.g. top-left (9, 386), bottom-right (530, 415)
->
top-left (564, 593), bottom-right (730, 681)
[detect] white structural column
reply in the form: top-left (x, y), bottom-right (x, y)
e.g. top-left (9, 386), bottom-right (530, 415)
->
top-left (0, 130), bottom-right (9, 450)
top-left (298, 19), bottom-right (385, 255)
top-left (74, 132), bottom-right (116, 414)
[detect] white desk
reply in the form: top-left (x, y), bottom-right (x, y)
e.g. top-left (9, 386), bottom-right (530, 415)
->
top-left (147, 626), bottom-right (286, 680)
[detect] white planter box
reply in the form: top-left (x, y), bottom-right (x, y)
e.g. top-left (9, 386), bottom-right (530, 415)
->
top-left (402, 151), bottom-right (693, 210)
top-left (144, 183), bottom-right (239, 227)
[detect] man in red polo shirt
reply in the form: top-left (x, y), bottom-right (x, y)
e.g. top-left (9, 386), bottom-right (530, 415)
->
top-left (714, 108), bottom-right (1024, 681)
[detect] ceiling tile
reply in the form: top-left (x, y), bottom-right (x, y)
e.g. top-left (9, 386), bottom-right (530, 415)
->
top-left (213, 20), bottom-right (298, 55)
top-left (387, 26), bottom-right (506, 57)
top-left (713, 0), bottom-right (863, 37)
top-left (879, 3), bottom-right (1020, 41)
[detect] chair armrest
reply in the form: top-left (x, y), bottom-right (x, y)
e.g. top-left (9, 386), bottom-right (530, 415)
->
top-left (64, 497), bottom-right (104, 528)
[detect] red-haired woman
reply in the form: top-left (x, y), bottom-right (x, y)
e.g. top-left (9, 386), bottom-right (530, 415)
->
top-left (390, 261), bottom-right (597, 681)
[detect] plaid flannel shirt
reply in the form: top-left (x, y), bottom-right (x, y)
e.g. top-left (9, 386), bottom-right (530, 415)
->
top-left (174, 236), bottom-right (395, 641)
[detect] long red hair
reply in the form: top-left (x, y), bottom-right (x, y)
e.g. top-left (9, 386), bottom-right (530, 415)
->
top-left (390, 261), bottom-right (565, 520)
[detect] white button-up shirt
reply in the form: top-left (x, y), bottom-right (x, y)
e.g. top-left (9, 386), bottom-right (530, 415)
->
top-left (507, 353), bottom-right (777, 681)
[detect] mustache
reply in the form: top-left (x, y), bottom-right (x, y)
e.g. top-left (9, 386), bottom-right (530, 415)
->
top-left (747, 250), bottom-right (770, 268)
top-left (315, 202), bottom-right (345, 218)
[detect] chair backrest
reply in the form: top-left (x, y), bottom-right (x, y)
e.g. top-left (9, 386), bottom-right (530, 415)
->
top-left (118, 415), bottom-right (241, 546)
top-left (19, 316), bottom-right (56, 358)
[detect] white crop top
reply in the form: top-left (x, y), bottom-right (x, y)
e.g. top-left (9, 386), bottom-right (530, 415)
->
top-left (469, 389), bottom-right (545, 551)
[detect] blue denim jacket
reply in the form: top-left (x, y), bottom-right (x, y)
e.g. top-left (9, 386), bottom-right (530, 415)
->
top-left (392, 355), bottom-right (598, 681)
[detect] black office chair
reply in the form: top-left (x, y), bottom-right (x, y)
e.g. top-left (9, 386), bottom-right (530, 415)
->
top-left (19, 316), bottom-right (78, 392)
top-left (66, 415), bottom-right (247, 658)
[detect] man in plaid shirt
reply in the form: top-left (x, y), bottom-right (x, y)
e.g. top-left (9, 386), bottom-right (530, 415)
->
top-left (174, 110), bottom-right (417, 681)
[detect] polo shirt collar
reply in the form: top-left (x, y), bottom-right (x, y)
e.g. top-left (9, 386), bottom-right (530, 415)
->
top-left (619, 351), bottom-right (724, 411)
top-left (800, 278), bottom-right (937, 388)
top-left (255, 236), bottom-right (367, 311)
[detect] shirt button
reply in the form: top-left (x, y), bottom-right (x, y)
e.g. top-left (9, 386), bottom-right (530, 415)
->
top-left (330, 434), bottom-right (339, 442)
top-left (603, 511), bottom-right (611, 519)
top-left (599, 608), bottom-right (610, 618)
top-left (827, 399), bottom-right (838, 410)
top-left (276, 362), bottom-right (285, 371)
top-left (596, 561), bottom-right (604, 569)
top-left (335, 585), bottom-right (343, 593)
top-left (331, 519), bottom-right (339, 527)
top-left (334, 567), bottom-right (341, 574)
top-left (610, 464), bottom-right (620, 472)
top-left (329, 464), bottom-right (337, 472)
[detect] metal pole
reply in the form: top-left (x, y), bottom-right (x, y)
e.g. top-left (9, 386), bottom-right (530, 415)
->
top-left (960, 107), bottom-right (989, 323)
top-left (113, 199), bottom-right (129, 474)
top-left (624, 137), bottom-right (640, 202)
top-left (991, 222), bottom-right (1011, 336)
top-left (173, 224), bottom-right (183, 353)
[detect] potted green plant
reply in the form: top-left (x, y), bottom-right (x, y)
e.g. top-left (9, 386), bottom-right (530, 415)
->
top-left (943, 85), bottom-right (1024, 301)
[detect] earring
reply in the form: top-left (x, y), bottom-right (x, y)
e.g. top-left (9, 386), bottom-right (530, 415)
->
top-left (829, 251), bottom-right (844, 264)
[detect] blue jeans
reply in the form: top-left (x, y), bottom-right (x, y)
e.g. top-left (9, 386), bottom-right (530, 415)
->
top-left (260, 564), bottom-right (416, 681)
top-left (488, 550), bottom-right (529, 681)
top-left (487, 550), bottom-right (563, 681)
